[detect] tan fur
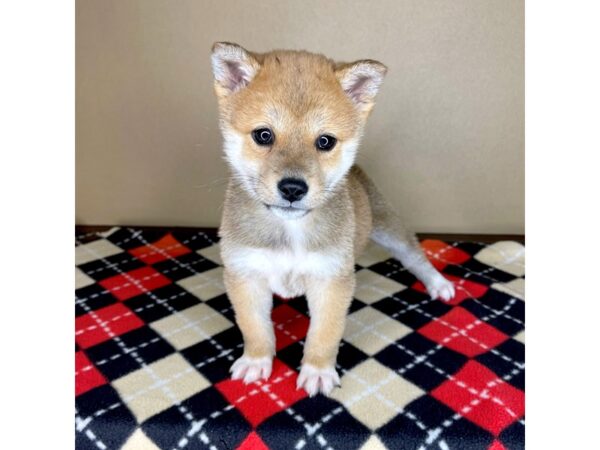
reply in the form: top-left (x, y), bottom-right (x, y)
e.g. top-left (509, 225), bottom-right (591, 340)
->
top-left (303, 274), bottom-right (356, 368)
top-left (222, 269), bottom-right (274, 358)
top-left (210, 43), bottom-right (454, 396)
top-left (348, 166), bottom-right (373, 257)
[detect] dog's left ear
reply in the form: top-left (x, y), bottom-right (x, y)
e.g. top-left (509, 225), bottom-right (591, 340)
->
top-left (335, 60), bottom-right (387, 114)
top-left (211, 42), bottom-right (260, 97)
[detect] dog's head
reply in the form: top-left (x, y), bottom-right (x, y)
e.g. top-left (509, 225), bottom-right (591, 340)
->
top-left (210, 42), bottom-right (386, 219)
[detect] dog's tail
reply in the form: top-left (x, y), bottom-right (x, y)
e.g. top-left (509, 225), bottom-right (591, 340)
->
top-left (352, 165), bottom-right (455, 301)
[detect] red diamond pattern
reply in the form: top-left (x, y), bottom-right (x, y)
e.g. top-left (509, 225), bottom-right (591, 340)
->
top-left (489, 441), bottom-right (508, 450)
top-left (420, 239), bottom-right (471, 271)
top-left (99, 266), bottom-right (171, 301)
top-left (418, 307), bottom-right (508, 357)
top-left (236, 432), bottom-right (270, 450)
top-left (412, 274), bottom-right (489, 305)
top-left (128, 233), bottom-right (191, 265)
top-left (216, 359), bottom-right (306, 427)
top-left (75, 351), bottom-right (107, 396)
top-left (431, 360), bottom-right (524, 435)
top-left (75, 303), bottom-right (144, 349)
top-left (272, 304), bottom-right (310, 351)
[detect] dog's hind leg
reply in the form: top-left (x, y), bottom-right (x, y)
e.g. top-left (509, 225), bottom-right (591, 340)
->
top-left (352, 166), bottom-right (455, 301)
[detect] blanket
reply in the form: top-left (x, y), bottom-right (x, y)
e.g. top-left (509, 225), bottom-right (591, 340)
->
top-left (75, 227), bottom-right (524, 450)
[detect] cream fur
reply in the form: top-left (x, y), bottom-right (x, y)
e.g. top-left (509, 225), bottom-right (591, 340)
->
top-left (210, 43), bottom-right (455, 397)
top-left (227, 246), bottom-right (346, 299)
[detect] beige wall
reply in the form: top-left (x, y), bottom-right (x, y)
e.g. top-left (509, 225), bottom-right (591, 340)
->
top-left (76, 0), bottom-right (524, 234)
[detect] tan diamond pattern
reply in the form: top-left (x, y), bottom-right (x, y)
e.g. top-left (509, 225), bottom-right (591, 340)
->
top-left (150, 303), bottom-right (232, 350)
top-left (332, 359), bottom-right (424, 429)
top-left (355, 269), bottom-right (406, 303)
top-left (177, 267), bottom-right (226, 300)
top-left (112, 354), bottom-right (210, 422)
top-left (344, 307), bottom-right (412, 355)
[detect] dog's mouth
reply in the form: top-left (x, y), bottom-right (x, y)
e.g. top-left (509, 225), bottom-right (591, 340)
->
top-left (264, 204), bottom-right (311, 219)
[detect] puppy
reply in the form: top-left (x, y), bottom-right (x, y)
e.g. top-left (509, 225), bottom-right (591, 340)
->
top-left (210, 42), bottom-right (455, 396)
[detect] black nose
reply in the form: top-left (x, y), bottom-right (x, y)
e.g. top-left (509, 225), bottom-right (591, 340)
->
top-left (277, 178), bottom-right (308, 202)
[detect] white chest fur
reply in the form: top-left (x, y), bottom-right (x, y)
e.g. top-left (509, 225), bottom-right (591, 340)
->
top-left (224, 220), bottom-right (346, 297)
top-left (226, 245), bottom-right (345, 298)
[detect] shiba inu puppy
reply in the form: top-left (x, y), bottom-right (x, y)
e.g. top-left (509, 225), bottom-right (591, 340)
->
top-left (210, 42), bottom-right (455, 396)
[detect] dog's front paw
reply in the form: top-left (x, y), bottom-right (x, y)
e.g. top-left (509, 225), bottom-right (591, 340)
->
top-left (424, 274), bottom-right (455, 302)
top-left (230, 355), bottom-right (273, 384)
top-left (296, 364), bottom-right (341, 397)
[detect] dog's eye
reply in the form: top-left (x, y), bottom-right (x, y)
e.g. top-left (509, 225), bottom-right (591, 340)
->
top-left (252, 128), bottom-right (274, 146)
top-left (315, 134), bottom-right (337, 151)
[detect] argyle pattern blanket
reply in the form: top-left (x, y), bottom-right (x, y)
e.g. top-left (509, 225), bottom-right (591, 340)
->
top-left (75, 227), bottom-right (525, 450)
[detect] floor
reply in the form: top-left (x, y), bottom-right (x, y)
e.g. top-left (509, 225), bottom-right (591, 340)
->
top-left (75, 227), bottom-right (525, 450)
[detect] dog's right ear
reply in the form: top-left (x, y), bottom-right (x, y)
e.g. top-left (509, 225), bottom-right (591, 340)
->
top-left (211, 42), bottom-right (260, 97)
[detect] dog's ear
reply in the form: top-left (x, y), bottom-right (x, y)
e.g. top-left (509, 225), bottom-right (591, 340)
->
top-left (211, 42), bottom-right (260, 97)
top-left (335, 60), bottom-right (387, 114)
